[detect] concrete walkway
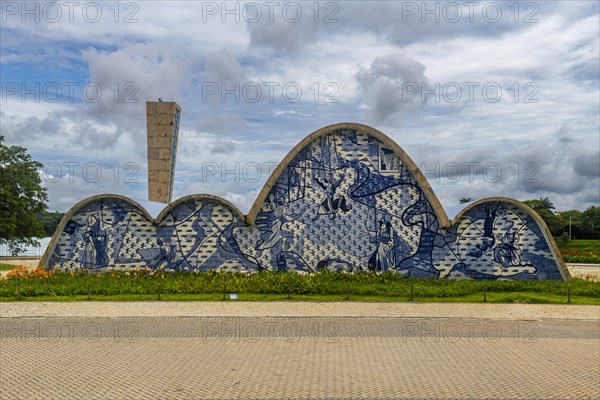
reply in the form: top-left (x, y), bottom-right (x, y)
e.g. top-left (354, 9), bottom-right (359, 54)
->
top-left (2, 301), bottom-right (598, 320)
top-left (568, 263), bottom-right (600, 281)
top-left (1, 306), bottom-right (598, 399)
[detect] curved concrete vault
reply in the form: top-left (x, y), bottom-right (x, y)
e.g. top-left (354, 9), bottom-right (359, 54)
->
top-left (41, 123), bottom-right (570, 280)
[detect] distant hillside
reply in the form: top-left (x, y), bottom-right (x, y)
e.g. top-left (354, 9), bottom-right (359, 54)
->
top-left (37, 210), bottom-right (65, 237)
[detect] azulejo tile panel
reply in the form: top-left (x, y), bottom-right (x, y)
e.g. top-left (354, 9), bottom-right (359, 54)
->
top-left (42, 125), bottom-right (568, 280)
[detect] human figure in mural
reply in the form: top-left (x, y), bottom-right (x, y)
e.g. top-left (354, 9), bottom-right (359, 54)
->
top-left (188, 204), bottom-right (255, 272)
top-left (256, 200), bottom-right (303, 264)
top-left (43, 129), bottom-right (565, 280)
top-left (150, 205), bottom-right (207, 271)
top-left (467, 207), bottom-right (498, 258)
top-left (368, 218), bottom-right (397, 272)
top-left (63, 220), bottom-right (84, 257)
top-left (313, 135), bottom-right (352, 216)
top-left (110, 202), bottom-right (130, 262)
top-left (251, 193), bottom-right (311, 271)
top-left (493, 221), bottom-right (522, 268)
top-left (456, 206), bottom-right (536, 276)
top-left (257, 204), bottom-right (288, 250)
top-left (81, 214), bottom-right (108, 269)
top-left (191, 211), bottom-right (216, 270)
top-left (380, 150), bottom-right (400, 172)
top-left (155, 237), bottom-right (181, 270)
top-left (315, 169), bottom-right (352, 215)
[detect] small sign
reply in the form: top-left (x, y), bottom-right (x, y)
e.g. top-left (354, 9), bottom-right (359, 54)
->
top-left (229, 293), bottom-right (238, 300)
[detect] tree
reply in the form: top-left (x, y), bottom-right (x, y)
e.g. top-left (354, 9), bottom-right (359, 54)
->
top-left (538, 196), bottom-right (555, 210)
top-left (36, 210), bottom-right (66, 237)
top-left (0, 135), bottom-right (48, 254)
top-left (559, 209), bottom-right (584, 239)
top-left (553, 207), bottom-right (599, 239)
top-left (523, 197), bottom-right (562, 236)
top-left (582, 206), bottom-right (600, 239)
top-left (558, 232), bottom-right (570, 245)
top-left (524, 196), bottom-right (555, 212)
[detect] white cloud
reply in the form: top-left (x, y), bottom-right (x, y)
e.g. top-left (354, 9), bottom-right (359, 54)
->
top-left (1, 0), bottom-right (598, 213)
top-left (355, 53), bottom-right (428, 123)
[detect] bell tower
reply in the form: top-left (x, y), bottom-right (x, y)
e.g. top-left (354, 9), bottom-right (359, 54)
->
top-left (146, 101), bottom-right (181, 203)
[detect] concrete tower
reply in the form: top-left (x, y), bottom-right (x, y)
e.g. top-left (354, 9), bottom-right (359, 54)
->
top-left (146, 101), bottom-right (181, 204)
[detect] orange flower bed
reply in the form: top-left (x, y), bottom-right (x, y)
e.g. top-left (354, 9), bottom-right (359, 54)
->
top-left (5, 265), bottom-right (53, 279)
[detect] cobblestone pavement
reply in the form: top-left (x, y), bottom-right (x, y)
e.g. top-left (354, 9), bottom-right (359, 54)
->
top-left (1, 316), bottom-right (599, 399)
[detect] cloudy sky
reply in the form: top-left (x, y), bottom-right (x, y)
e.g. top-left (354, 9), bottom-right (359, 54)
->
top-left (1, 0), bottom-right (598, 215)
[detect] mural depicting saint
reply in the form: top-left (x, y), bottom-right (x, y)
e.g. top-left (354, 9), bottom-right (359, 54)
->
top-left (493, 221), bottom-right (521, 268)
top-left (81, 214), bottom-right (108, 269)
top-left (369, 219), bottom-right (396, 272)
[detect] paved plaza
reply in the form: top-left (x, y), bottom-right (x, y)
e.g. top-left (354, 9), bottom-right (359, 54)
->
top-left (1, 302), bottom-right (599, 399)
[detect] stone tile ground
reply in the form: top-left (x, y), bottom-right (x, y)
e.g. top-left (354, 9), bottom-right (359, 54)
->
top-left (1, 315), bottom-right (599, 399)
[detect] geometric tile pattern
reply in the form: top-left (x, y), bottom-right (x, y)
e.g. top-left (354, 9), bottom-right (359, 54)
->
top-left (42, 126), bottom-right (568, 280)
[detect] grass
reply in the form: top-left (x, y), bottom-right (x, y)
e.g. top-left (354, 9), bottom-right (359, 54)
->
top-left (0, 263), bottom-right (16, 271)
top-left (556, 239), bottom-right (600, 264)
top-left (557, 239), bottom-right (600, 253)
top-left (1, 292), bottom-right (598, 305)
top-left (1, 269), bottom-right (598, 304)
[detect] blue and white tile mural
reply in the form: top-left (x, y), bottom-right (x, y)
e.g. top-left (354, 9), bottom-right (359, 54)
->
top-left (42, 125), bottom-right (569, 280)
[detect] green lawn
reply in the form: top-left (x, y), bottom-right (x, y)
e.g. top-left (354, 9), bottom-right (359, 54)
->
top-left (557, 239), bottom-right (600, 263)
top-left (1, 292), bottom-right (597, 304)
top-left (557, 239), bottom-right (600, 253)
top-left (1, 270), bottom-right (598, 304)
top-left (0, 263), bottom-right (16, 271)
